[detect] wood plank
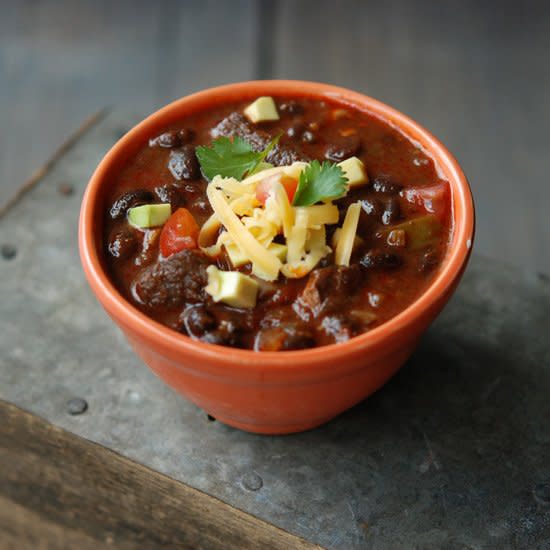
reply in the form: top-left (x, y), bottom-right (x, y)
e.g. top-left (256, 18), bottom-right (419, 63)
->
top-left (273, 0), bottom-right (550, 274)
top-left (0, 0), bottom-right (257, 210)
top-left (0, 400), bottom-right (322, 550)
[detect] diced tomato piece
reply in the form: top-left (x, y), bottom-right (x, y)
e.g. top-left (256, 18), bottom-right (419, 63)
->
top-left (281, 175), bottom-right (299, 203)
top-left (255, 179), bottom-right (272, 205)
top-left (159, 208), bottom-right (200, 257)
top-left (256, 174), bottom-right (298, 205)
top-left (402, 182), bottom-right (450, 221)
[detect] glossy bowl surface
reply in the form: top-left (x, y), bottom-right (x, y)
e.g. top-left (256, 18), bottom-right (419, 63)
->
top-left (79, 80), bottom-right (474, 434)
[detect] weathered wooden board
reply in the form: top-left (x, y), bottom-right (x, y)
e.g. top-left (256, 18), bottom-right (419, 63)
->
top-left (0, 400), bottom-right (320, 550)
top-left (0, 112), bottom-right (549, 549)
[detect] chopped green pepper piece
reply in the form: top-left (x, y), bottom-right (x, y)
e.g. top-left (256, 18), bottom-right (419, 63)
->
top-left (384, 214), bottom-right (442, 250)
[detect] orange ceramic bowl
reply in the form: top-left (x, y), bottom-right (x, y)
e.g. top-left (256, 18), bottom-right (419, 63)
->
top-left (79, 81), bottom-right (474, 434)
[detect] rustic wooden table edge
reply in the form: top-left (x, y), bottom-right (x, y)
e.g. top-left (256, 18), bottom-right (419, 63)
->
top-left (0, 399), bottom-right (322, 549)
top-left (0, 114), bottom-right (322, 550)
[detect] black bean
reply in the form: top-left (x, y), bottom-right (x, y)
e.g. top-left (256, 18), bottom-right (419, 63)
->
top-left (108, 229), bottom-right (138, 259)
top-left (168, 146), bottom-right (200, 180)
top-left (302, 130), bottom-right (316, 143)
top-left (149, 131), bottom-right (180, 148)
top-left (109, 189), bottom-right (154, 219)
top-left (149, 129), bottom-right (194, 148)
top-left (181, 305), bottom-right (217, 337)
top-left (182, 304), bottom-right (252, 347)
top-left (177, 128), bottom-right (195, 144)
top-left (417, 248), bottom-right (440, 273)
top-left (372, 176), bottom-right (403, 194)
top-left (218, 314), bottom-right (252, 335)
top-left (325, 134), bottom-right (361, 161)
top-left (154, 183), bottom-right (185, 209)
top-left (381, 197), bottom-right (401, 225)
top-left (200, 330), bottom-right (242, 347)
top-left (200, 315), bottom-right (247, 347)
top-left (360, 250), bottom-right (403, 270)
top-left (212, 112), bottom-right (309, 165)
top-left (360, 198), bottom-right (383, 217)
top-left (279, 101), bottom-right (304, 116)
top-left (321, 314), bottom-right (357, 343)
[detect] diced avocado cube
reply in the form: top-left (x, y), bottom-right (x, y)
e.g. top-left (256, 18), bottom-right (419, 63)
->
top-left (205, 266), bottom-right (259, 309)
top-left (128, 203), bottom-right (171, 228)
top-left (225, 243), bottom-right (249, 268)
top-left (338, 156), bottom-right (369, 188)
top-left (244, 96), bottom-right (280, 123)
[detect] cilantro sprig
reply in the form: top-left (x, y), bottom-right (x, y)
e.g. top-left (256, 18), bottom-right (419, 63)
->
top-left (196, 135), bottom-right (280, 181)
top-left (196, 135), bottom-right (348, 206)
top-left (292, 160), bottom-right (348, 206)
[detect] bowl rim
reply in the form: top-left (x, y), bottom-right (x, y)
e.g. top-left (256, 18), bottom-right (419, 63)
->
top-left (79, 80), bottom-right (475, 369)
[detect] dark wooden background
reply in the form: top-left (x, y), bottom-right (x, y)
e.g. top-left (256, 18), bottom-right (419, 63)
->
top-left (1, 0), bottom-right (549, 273)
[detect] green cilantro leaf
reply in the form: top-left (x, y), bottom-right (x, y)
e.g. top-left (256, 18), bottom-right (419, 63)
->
top-left (196, 135), bottom-right (280, 181)
top-left (292, 160), bottom-right (348, 206)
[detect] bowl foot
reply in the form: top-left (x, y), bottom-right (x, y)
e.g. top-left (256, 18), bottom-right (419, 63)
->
top-left (208, 413), bottom-right (338, 435)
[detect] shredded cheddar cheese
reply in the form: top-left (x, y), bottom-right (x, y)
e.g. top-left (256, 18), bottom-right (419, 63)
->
top-left (206, 184), bottom-right (282, 281)
top-left (335, 202), bottom-right (361, 266)
top-left (199, 161), bottom-right (366, 282)
top-left (286, 208), bottom-right (309, 264)
top-left (266, 182), bottom-right (294, 238)
top-left (294, 204), bottom-right (339, 228)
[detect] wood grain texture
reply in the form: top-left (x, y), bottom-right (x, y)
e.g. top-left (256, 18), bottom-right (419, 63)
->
top-left (273, 0), bottom-right (550, 274)
top-left (0, 400), bottom-right (322, 550)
